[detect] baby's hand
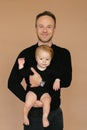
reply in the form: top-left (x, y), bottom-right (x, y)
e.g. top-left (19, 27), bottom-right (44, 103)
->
top-left (18, 58), bottom-right (25, 69)
top-left (53, 79), bottom-right (60, 91)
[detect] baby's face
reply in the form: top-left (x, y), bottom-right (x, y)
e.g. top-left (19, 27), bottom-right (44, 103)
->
top-left (36, 50), bottom-right (51, 70)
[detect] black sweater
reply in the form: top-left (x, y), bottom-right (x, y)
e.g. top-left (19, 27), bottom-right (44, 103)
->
top-left (8, 43), bottom-right (72, 111)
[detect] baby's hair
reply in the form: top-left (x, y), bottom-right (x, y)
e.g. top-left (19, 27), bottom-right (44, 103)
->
top-left (35, 45), bottom-right (54, 59)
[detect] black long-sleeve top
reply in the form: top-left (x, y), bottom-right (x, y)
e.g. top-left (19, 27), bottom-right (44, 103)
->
top-left (8, 43), bottom-right (72, 111)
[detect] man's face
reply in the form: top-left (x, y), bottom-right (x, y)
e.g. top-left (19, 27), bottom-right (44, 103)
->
top-left (36, 15), bottom-right (56, 43)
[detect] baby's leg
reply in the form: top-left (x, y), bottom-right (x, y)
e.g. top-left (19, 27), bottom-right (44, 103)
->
top-left (24, 91), bottom-right (37, 125)
top-left (40, 93), bottom-right (51, 127)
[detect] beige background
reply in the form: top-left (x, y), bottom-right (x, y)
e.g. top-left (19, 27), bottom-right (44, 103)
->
top-left (0, 0), bottom-right (87, 130)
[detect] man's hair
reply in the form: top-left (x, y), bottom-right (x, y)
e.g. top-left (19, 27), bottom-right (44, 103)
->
top-left (35, 11), bottom-right (56, 27)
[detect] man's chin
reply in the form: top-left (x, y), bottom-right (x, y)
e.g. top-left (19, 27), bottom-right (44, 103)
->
top-left (38, 37), bottom-right (52, 43)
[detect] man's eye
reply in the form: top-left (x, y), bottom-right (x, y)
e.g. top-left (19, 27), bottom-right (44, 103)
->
top-left (48, 26), bottom-right (51, 28)
top-left (47, 25), bottom-right (53, 29)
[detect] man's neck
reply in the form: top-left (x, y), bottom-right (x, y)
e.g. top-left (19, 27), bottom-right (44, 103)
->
top-left (38, 41), bottom-right (52, 47)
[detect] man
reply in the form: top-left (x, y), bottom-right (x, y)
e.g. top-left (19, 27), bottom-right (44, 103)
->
top-left (8, 11), bottom-right (72, 130)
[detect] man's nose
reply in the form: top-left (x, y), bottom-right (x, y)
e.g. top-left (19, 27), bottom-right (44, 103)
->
top-left (43, 27), bottom-right (47, 32)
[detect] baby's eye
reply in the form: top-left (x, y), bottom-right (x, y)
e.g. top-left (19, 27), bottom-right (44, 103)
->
top-left (40, 58), bottom-right (43, 60)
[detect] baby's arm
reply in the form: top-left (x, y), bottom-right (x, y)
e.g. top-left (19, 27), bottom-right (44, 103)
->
top-left (53, 78), bottom-right (60, 91)
top-left (18, 58), bottom-right (25, 69)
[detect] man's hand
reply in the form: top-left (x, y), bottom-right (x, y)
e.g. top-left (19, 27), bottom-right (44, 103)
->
top-left (29, 67), bottom-right (42, 87)
top-left (53, 78), bottom-right (60, 91)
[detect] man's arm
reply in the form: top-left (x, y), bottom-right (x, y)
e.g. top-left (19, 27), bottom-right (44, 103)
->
top-left (60, 49), bottom-right (72, 88)
top-left (8, 57), bottom-right (26, 102)
top-left (53, 49), bottom-right (72, 88)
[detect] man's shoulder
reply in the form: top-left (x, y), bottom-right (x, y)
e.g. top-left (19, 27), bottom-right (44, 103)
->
top-left (19, 43), bottom-right (38, 56)
top-left (52, 44), bottom-right (70, 54)
top-left (22, 43), bottom-right (37, 52)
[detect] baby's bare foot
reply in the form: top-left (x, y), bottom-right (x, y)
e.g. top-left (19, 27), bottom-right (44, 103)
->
top-left (43, 117), bottom-right (49, 127)
top-left (24, 116), bottom-right (29, 125)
